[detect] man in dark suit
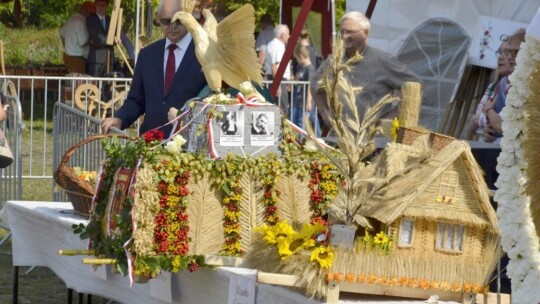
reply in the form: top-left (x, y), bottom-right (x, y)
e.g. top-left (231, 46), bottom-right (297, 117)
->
top-left (101, 0), bottom-right (207, 136)
top-left (86, 0), bottom-right (114, 77)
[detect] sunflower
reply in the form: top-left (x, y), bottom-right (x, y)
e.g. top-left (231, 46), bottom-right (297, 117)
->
top-left (261, 221), bottom-right (297, 244)
top-left (373, 231), bottom-right (389, 245)
top-left (298, 222), bottom-right (326, 249)
top-left (310, 246), bottom-right (334, 269)
top-left (277, 237), bottom-right (295, 258)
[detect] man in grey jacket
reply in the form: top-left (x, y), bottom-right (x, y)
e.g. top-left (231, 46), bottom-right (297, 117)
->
top-left (311, 11), bottom-right (419, 127)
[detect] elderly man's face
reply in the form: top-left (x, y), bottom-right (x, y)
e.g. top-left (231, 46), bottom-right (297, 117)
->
top-left (159, 1), bottom-right (187, 43)
top-left (340, 19), bottom-right (368, 55)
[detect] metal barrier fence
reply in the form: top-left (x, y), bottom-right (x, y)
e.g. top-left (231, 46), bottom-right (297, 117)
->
top-left (0, 94), bottom-right (23, 248)
top-left (52, 102), bottom-right (127, 202)
top-left (0, 94), bottom-right (23, 206)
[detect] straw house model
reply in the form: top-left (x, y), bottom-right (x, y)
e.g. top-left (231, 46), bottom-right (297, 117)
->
top-left (326, 127), bottom-right (501, 302)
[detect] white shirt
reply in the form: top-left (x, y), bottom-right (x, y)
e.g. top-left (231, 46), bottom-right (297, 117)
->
top-left (265, 37), bottom-right (291, 79)
top-left (59, 13), bottom-right (90, 58)
top-left (163, 34), bottom-right (192, 77)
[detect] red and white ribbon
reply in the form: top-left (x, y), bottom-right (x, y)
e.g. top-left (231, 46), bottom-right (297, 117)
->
top-left (236, 92), bottom-right (269, 107)
top-left (207, 118), bottom-right (220, 159)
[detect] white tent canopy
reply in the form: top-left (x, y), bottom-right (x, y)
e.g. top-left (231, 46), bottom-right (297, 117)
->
top-left (345, 0), bottom-right (540, 131)
top-left (349, 0), bottom-right (540, 56)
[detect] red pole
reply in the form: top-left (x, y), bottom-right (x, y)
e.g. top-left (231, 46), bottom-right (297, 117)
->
top-left (365, 0), bottom-right (378, 19)
top-left (269, 0), bottom-right (315, 99)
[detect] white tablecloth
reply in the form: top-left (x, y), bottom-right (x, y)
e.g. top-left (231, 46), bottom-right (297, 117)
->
top-left (0, 201), bottom-right (462, 304)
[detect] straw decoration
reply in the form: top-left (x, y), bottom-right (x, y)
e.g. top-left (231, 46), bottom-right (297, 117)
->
top-left (398, 81), bottom-right (422, 127)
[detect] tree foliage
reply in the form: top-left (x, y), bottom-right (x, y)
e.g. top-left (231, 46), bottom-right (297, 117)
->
top-left (212, 0), bottom-right (345, 31)
top-left (0, 0), bottom-right (160, 30)
top-left (0, 0), bottom-right (345, 31)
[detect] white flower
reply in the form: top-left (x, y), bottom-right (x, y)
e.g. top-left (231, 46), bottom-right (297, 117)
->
top-left (239, 81), bottom-right (255, 96)
top-left (165, 140), bottom-right (180, 153)
top-left (496, 35), bottom-right (540, 303)
top-left (304, 138), bottom-right (326, 152)
top-left (165, 135), bottom-right (186, 154)
top-left (172, 134), bottom-right (186, 147)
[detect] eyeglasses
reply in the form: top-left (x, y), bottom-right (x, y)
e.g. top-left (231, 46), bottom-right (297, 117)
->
top-left (159, 19), bottom-right (172, 26)
top-left (495, 48), bottom-right (518, 58)
top-left (339, 29), bottom-right (363, 36)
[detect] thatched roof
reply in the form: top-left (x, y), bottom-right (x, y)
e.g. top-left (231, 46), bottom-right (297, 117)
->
top-left (359, 136), bottom-right (498, 233)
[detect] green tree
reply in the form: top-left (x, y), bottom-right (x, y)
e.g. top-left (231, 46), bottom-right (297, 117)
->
top-left (212, 0), bottom-right (345, 31)
top-left (0, 0), bottom-right (79, 27)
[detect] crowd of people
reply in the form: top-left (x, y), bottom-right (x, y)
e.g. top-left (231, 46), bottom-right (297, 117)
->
top-left (95, 0), bottom-right (524, 148)
top-left (59, 0), bottom-right (134, 76)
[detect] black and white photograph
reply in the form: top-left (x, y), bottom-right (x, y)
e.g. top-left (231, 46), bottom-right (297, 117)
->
top-left (219, 111), bottom-right (244, 146)
top-left (250, 111), bottom-right (275, 146)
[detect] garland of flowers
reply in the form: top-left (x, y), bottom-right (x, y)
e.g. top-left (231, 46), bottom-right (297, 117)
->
top-left (308, 162), bottom-right (339, 217)
top-left (212, 154), bottom-right (245, 256)
top-left (256, 155), bottom-right (284, 224)
top-left (325, 272), bottom-right (488, 294)
top-left (153, 162), bottom-right (190, 255)
top-left (132, 140), bottom-right (206, 277)
top-left (495, 34), bottom-right (540, 302)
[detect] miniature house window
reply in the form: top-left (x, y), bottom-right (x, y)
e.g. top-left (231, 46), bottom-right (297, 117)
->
top-left (436, 223), bottom-right (464, 252)
top-left (398, 218), bottom-right (414, 247)
top-left (437, 171), bottom-right (458, 198)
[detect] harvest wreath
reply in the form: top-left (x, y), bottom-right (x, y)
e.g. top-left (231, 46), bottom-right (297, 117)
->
top-left (69, 115), bottom-right (341, 281)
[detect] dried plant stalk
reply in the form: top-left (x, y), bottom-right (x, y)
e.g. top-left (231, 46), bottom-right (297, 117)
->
top-left (306, 38), bottom-right (397, 229)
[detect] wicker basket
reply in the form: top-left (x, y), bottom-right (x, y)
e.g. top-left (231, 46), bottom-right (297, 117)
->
top-left (54, 134), bottom-right (127, 217)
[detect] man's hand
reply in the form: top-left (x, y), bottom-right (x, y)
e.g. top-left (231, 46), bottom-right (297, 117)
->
top-left (101, 117), bottom-right (122, 133)
top-left (168, 107), bottom-right (179, 122)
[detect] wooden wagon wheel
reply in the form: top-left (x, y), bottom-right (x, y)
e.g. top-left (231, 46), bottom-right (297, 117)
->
top-left (74, 83), bottom-right (100, 116)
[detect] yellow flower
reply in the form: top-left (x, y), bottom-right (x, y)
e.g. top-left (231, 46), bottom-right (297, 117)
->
top-left (309, 246), bottom-right (334, 269)
top-left (277, 237), bottom-right (294, 258)
top-left (262, 221), bottom-right (296, 244)
top-left (298, 222), bottom-right (326, 249)
top-left (391, 117), bottom-right (400, 142)
top-left (373, 231), bottom-right (389, 245)
top-left (171, 256), bottom-right (182, 272)
top-left (255, 223), bottom-right (269, 234)
top-left (224, 210), bottom-right (240, 220)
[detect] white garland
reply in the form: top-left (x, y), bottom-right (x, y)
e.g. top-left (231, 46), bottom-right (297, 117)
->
top-left (495, 36), bottom-right (540, 302)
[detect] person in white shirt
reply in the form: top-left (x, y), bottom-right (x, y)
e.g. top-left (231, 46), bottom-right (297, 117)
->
top-left (59, 1), bottom-right (95, 74)
top-left (265, 24), bottom-right (291, 108)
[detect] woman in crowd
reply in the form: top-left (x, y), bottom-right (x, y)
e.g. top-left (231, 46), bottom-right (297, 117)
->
top-left (470, 28), bottom-right (525, 142)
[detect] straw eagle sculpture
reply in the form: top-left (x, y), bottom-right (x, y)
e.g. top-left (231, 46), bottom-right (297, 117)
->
top-left (172, 2), bottom-right (263, 93)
